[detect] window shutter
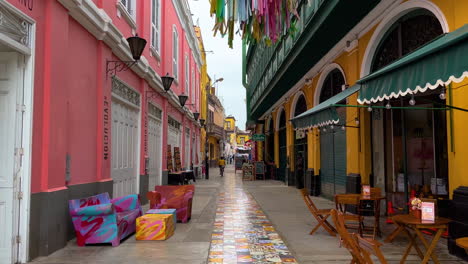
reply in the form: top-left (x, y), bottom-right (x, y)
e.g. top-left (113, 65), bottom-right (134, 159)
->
top-left (151, 0), bottom-right (160, 51)
top-left (185, 57), bottom-right (189, 94)
top-left (173, 29), bottom-right (178, 79)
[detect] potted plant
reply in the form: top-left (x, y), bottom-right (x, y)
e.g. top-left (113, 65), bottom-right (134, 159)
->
top-left (410, 197), bottom-right (422, 219)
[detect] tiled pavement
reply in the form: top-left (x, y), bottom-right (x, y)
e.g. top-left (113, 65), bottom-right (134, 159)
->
top-left (29, 165), bottom-right (466, 263)
top-left (208, 175), bottom-right (297, 263)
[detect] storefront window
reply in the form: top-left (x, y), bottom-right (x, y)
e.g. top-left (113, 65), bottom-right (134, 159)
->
top-left (371, 11), bottom-right (447, 205)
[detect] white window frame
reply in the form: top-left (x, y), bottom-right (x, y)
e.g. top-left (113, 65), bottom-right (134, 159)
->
top-left (150, 0), bottom-right (161, 57)
top-left (117, 0), bottom-right (137, 29)
top-left (191, 68), bottom-right (195, 104)
top-left (172, 26), bottom-right (179, 81)
top-left (196, 75), bottom-right (199, 110)
top-left (185, 55), bottom-right (189, 95)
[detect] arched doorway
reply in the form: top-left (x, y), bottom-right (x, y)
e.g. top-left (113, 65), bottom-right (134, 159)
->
top-left (319, 69), bottom-right (347, 198)
top-left (278, 110), bottom-right (287, 182)
top-left (293, 95), bottom-right (308, 188)
top-left (369, 10), bottom-right (447, 203)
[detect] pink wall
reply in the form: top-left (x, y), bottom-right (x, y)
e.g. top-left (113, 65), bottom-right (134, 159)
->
top-left (6, 0), bottom-right (202, 193)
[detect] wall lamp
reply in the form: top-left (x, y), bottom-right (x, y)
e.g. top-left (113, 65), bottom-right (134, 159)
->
top-left (199, 118), bottom-right (206, 127)
top-left (106, 34), bottom-right (147, 79)
top-left (178, 94), bottom-right (189, 107)
top-left (193, 112), bottom-right (200, 121)
top-left (146, 73), bottom-right (174, 100)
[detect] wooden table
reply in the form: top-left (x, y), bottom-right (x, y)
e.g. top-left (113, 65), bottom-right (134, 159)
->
top-left (389, 214), bottom-right (450, 264)
top-left (340, 194), bottom-right (385, 238)
top-left (359, 194), bottom-right (385, 238)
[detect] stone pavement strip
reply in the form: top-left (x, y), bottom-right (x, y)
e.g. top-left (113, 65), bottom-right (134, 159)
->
top-left (29, 165), bottom-right (465, 264)
top-left (207, 168), bottom-right (297, 263)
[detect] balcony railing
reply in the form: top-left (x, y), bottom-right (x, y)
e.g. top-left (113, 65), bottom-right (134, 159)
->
top-left (245, 0), bottom-right (325, 108)
top-left (206, 123), bottom-right (225, 139)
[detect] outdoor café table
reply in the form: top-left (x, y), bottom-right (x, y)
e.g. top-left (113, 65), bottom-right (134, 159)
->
top-left (182, 170), bottom-right (195, 184)
top-left (168, 171), bottom-right (184, 185)
top-left (389, 214), bottom-right (450, 264)
top-left (359, 194), bottom-right (386, 238)
top-left (339, 194), bottom-right (385, 238)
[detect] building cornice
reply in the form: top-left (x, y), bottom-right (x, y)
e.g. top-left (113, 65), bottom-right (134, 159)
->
top-left (58, 0), bottom-right (199, 125)
top-left (171, 0), bottom-right (203, 68)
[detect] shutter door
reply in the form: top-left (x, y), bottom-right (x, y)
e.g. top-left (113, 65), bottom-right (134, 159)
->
top-left (320, 132), bottom-right (334, 198)
top-left (334, 108), bottom-right (347, 194)
top-left (334, 128), bottom-right (347, 194)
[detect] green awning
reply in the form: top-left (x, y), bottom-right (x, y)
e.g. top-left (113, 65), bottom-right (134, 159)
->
top-left (358, 24), bottom-right (468, 104)
top-left (291, 84), bottom-right (360, 129)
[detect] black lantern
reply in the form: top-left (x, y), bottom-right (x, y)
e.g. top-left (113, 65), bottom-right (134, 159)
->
top-left (127, 34), bottom-right (147, 60)
top-left (193, 112), bottom-right (200, 121)
top-left (161, 73), bottom-right (174, 92)
top-left (199, 119), bottom-right (205, 126)
top-left (106, 34), bottom-right (147, 78)
top-left (178, 94), bottom-right (189, 107)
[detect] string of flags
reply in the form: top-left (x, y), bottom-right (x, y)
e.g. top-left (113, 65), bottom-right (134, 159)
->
top-left (210, 0), bottom-right (301, 48)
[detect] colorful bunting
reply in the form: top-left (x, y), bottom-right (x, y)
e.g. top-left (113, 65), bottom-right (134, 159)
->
top-left (210, 0), bottom-right (300, 48)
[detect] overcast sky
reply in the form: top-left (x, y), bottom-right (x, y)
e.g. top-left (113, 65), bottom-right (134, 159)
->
top-left (189, 0), bottom-right (246, 130)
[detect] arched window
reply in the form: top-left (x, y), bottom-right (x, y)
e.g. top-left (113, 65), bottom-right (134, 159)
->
top-left (319, 69), bottom-right (345, 103)
top-left (294, 95), bottom-right (307, 117)
top-left (372, 11), bottom-right (443, 72)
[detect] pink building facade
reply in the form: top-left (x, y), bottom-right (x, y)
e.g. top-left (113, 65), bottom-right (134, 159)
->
top-left (0, 0), bottom-right (202, 262)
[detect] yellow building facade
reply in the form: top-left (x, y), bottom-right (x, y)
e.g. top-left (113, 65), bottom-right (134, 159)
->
top-left (195, 26), bottom-right (209, 162)
top-left (254, 0), bottom-right (468, 203)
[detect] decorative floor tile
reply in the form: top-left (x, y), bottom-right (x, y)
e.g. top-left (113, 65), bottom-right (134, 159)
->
top-left (208, 187), bottom-right (298, 263)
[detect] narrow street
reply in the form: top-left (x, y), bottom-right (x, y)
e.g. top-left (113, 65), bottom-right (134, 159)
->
top-left (28, 165), bottom-right (463, 264)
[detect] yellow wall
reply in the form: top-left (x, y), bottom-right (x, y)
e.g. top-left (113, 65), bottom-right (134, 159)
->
top-left (208, 136), bottom-right (219, 160)
top-left (256, 125), bottom-right (264, 161)
top-left (430, 0), bottom-right (468, 196)
top-left (237, 135), bottom-right (250, 145)
top-left (261, 0), bottom-right (468, 195)
top-left (224, 117), bottom-right (235, 130)
top-left (195, 26), bottom-right (209, 156)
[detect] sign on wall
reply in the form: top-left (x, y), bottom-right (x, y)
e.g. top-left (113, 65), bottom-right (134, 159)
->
top-left (252, 134), bottom-right (265, 141)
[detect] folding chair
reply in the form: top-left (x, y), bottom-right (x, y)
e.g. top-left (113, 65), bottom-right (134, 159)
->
top-left (335, 194), bottom-right (364, 237)
top-left (331, 209), bottom-right (388, 264)
top-left (300, 189), bottom-right (336, 236)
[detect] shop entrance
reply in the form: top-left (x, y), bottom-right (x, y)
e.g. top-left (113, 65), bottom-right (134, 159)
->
top-left (293, 95), bottom-right (308, 189)
top-left (278, 110), bottom-right (287, 182)
top-left (374, 95), bottom-right (449, 209)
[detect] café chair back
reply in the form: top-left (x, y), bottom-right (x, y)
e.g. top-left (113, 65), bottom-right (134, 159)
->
top-left (331, 209), bottom-right (388, 264)
top-left (335, 194), bottom-right (364, 236)
top-left (300, 189), bottom-right (336, 236)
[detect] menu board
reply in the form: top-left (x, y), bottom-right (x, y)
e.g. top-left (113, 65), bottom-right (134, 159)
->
top-left (235, 157), bottom-right (243, 172)
top-left (254, 161), bottom-right (265, 176)
top-left (166, 145), bottom-right (173, 171)
top-left (421, 201), bottom-right (435, 222)
top-left (242, 163), bottom-right (254, 181)
top-left (174, 147), bottom-right (182, 171)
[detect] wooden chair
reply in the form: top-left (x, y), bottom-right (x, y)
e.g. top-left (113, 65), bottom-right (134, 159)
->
top-left (335, 194), bottom-right (364, 236)
top-left (331, 209), bottom-right (388, 264)
top-left (300, 189), bottom-right (336, 236)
